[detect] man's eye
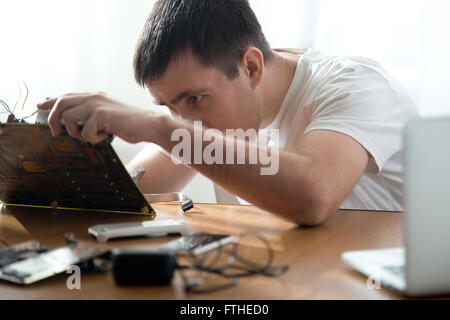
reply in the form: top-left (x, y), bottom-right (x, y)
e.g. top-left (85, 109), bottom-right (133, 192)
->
top-left (189, 95), bottom-right (204, 104)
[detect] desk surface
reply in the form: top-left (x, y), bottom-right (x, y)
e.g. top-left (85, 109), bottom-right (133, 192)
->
top-left (0, 203), bottom-right (415, 300)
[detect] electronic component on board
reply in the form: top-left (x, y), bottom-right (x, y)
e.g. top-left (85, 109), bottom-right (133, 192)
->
top-left (0, 246), bottom-right (108, 285)
top-left (0, 124), bottom-right (155, 215)
top-left (0, 241), bottom-right (49, 268)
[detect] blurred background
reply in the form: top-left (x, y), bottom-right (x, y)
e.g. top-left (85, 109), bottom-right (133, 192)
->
top-left (1, 0), bottom-right (449, 203)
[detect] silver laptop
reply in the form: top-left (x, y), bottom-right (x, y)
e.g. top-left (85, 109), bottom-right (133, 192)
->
top-left (342, 118), bottom-right (450, 297)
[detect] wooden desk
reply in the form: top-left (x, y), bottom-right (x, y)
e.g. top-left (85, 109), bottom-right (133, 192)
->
top-left (0, 203), bottom-right (408, 300)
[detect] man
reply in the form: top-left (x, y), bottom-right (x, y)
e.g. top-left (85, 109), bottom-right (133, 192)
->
top-left (38, 0), bottom-right (418, 226)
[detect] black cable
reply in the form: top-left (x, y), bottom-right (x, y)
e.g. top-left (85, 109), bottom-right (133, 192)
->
top-left (0, 99), bottom-right (12, 114)
top-left (62, 232), bottom-right (289, 294)
top-left (178, 232), bottom-right (290, 294)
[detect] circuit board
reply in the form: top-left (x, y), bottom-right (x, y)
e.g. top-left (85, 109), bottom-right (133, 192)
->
top-left (0, 123), bottom-right (155, 215)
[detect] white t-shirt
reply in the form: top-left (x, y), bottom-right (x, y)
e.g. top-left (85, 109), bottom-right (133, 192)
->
top-left (215, 49), bottom-right (419, 211)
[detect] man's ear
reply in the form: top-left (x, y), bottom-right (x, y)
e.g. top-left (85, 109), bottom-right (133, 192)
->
top-left (240, 47), bottom-right (264, 89)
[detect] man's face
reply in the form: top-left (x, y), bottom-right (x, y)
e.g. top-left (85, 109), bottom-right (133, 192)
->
top-left (146, 52), bottom-right (262, 131)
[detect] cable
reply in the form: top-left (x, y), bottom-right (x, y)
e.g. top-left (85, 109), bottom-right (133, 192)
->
top-left (0, 239), bottom-right (10, 248)
top-left (177, 232), bottom-right (290, 294)
top-left (0, 100), bottom-right (12, 114)
top-left (20, 81), bottom-right (29, 114)
top-left (20, 109), bottom-right (39, 121)
top-left (1, 82), bottom-right (38, 123)
top-left (62, 232), bottom-right (289, 294)
top-left (13, 80), bottom-right (28, 115)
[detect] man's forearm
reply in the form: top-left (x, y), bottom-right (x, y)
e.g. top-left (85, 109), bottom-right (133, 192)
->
top-left (148, 116), bottom-right (333, 225)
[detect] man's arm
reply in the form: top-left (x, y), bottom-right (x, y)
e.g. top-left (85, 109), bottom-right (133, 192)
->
top-left (152, 116), bottom-right (369, 226)
top-left (39, 93), bottom-right (369, 226)
top-left (126, 144), bottom-right (197, 194)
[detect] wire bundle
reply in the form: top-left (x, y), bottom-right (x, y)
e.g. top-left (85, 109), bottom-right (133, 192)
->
top-left (178, 233), bottom-right (290, 294)
top-left (0, 81), bottom-right (38, 123)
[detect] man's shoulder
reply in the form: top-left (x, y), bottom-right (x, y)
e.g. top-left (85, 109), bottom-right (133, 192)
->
top-left (298, 50), bottom-right (393, 91)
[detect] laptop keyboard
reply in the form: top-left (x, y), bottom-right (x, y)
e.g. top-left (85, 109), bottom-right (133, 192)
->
top-left (384, 265), bottom-right (405, 277)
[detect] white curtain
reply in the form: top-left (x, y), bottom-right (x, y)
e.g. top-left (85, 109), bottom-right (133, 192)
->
top-left (251, 0), bottom-right (450, 117)
top-left (0, 0), bottom-right (160, 165)
top-left (1, 0), bottom-right (449, 203)
top-left (0, 0), bottom-right (158, 122)
top-left (2, 0), bottom-right (449, 119)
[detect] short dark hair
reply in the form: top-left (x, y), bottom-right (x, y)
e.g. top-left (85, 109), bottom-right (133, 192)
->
top-left (133, 0), bottom-right (274, 86)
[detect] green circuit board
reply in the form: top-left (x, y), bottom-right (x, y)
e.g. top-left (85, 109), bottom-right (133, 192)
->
top-left (0, 123), bottom-right (155, 215)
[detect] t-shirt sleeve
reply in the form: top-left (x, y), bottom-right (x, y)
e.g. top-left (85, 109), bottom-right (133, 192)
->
top-left (304, 63), bottom-right (411, 173)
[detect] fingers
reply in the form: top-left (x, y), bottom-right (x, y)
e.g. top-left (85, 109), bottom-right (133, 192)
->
top-left (61, 103), bottom-right (93, 141)
top-left (81, 109), bottom-right (110, 145)
top-left (37, 98), bottom-right (57, 110)
top-left (48, 95), bottom-right (91, 135)
top-left (37, 93), bottom-right (91, 110)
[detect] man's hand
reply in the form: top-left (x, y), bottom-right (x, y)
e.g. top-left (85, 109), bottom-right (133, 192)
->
top-left (38, 92), bottom-right (157, 144)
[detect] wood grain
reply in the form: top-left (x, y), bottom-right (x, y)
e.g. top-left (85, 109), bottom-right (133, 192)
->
top-left (0, 203), bottom-right (425, 300)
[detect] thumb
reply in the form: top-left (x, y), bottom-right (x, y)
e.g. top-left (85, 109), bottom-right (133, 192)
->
top-left (37, 97), bottom-right (56, 110)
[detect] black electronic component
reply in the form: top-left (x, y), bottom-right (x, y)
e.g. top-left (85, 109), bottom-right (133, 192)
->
top-left (181, 200), bottom-right (194, 212)
top-left (112, 250), bottom-right (177, 286)
top-left (110, 233), bottom-right (290, 294)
